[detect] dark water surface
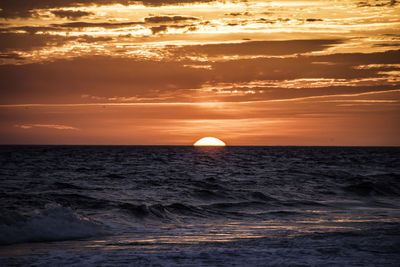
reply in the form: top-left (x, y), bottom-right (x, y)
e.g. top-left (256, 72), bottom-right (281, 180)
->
top-left (1, 146), bottom-right (399, 266)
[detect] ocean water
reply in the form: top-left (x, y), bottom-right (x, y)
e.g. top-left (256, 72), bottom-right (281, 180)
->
top-left (0, 146), bottom-right (399, 266)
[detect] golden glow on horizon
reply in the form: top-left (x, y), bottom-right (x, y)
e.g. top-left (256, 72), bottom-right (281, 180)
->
top-left (194, 137), bottom-right (226, 146)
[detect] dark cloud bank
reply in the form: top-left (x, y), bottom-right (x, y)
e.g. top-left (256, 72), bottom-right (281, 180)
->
top-left (0, 48), bottom-right (399, 104)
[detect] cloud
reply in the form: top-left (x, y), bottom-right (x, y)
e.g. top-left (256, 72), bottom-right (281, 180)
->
top-left (225, 12), bottom-right (251, 17)
top-left (0, 0), bottom-right (216, 18)
top-left (357, 0), bottom-right (398, 7)
top-left (141, 0), bottom-right (215, 6)
top-left (353, 64), bottom-right (400, 69)
top-left (0, 33), bottom-right (112, 52)
top-left (0, 53), bottom-right (24, 60)
top-left (150, 24), bottom-right (197, 34)
top-left (52, 21), bottom-right (142, 28)
top-left (306, 18), bottom-right (323, 22)
top-left (51, 10), bottom-right (94, 20)
top-left (0, 48), bottom-right (399, 106)
top-left (0, 56), bottom-right (209, 104)
top-left (144, 15), bottom-right (199, 23)
top-left (1, 18), bottom-right (195, 38)
top-left (0, 26), bottom-right (61, 34)
top-left (0, 33), bottom-right (68, 52)
top-left (14, 124), bottom-right (79, 130)
top-left (150, 25), bottom-right (168, 34)
top-left (171, 39), bottom-right (342, 57)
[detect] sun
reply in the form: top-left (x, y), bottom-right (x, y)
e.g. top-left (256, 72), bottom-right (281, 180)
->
top-left (193, 137), bottom-right (226, 146)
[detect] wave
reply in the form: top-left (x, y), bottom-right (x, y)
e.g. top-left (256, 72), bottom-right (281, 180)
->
top-left (343, 181), bottom-right (400, 197)
top-left (118, 202), bottom-right (206, 220)
top-left (103, 173), bottom-right (126, 179)
top-left (48, 193), bottom-right (109, 209)
top-left (118, 200), bottom-right (278, 221)
top-left (250, 191), bottom-right (277, 202)
top-left (0, 203), bottom-right (106, 245)
top-left (193, 189), bottom-right (230, 200)
top-left (53, 182), bottom-right (85, 190)
top-left (203, 201), bottom-right (268, 210)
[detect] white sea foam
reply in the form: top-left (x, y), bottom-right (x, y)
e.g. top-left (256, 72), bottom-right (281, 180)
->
top-left (0, 204), bottom-right (105, 245)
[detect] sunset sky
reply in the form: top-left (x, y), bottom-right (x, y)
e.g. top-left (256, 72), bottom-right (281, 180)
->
top-left (0, 0), bottom-right (399, 145)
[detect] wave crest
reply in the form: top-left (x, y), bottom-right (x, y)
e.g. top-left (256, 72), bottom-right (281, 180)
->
top-left (0, 203), bottom-right (105, 245)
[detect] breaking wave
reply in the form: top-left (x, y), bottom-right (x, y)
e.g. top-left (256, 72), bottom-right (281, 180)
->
top-left (0, 204), bottom-right (106, 245)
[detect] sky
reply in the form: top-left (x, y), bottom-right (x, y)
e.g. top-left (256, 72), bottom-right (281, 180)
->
top-left (0, 0), bottom-right (399, 145)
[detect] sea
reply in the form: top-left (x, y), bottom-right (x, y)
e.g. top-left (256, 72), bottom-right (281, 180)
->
top-left (0, 146), bottom-right (399, 266)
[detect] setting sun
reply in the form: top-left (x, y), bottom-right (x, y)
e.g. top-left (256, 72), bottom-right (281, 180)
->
top-left (193, 137), bottom-right (226, 146)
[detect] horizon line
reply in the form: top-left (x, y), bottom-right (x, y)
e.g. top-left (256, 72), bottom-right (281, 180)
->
top-left (1, 144), bottom-right (399, 147)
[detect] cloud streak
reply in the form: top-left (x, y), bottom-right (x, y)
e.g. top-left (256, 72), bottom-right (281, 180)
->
top-left (14, 124), bottom-right (79, 130)
top-left (1, 89), bottom-right (399, 108)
